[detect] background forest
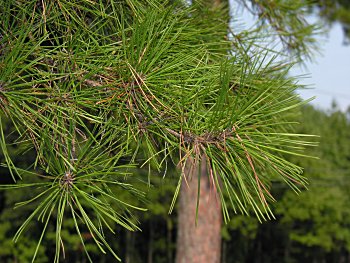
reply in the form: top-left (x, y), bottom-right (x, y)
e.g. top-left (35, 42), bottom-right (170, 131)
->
top-left (1, 102), bottom-right (350, 263)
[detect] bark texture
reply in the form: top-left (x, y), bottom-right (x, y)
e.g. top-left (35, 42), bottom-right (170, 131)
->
top-left (175, 1), bottom-right (226, 262)
top-left (175, 159), bottom-right (222, 263)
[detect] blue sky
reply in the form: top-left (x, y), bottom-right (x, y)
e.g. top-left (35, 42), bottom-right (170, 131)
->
top-left (231, 0), bottom-right (350, 112)
top-left (293, 22), bottom-right (350, 112)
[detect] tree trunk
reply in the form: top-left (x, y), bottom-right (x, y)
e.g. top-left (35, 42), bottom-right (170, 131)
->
top-left (222, 239), bottom-right (227, 263)
top-left (125, 230), bottom-right (134, 263)
top-left (148, 220), bottom-right (153, 263)
top-left (175, 1), bottom-right (227, 262)
top-left (175, 158), bottom-right (222, 263)
top-left (167, 217), bottom-right (173, 263)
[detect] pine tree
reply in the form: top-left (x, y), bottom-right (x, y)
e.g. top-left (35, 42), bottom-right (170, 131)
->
top-left (313, 0), bottom-right (350, 42)
top-left (0, 0), bottom-right (318, 262)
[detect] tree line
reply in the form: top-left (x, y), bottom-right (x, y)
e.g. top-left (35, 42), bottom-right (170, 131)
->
top-left (1, 103), bottom-right (350, 262)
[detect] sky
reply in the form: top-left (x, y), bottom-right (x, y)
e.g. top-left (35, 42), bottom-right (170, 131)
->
top-left (231, 1), bottom-right (350, 112)
top-left (292, 22), bottom-right (350, 112)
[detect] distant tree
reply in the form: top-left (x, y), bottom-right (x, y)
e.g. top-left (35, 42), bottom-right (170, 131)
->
top-left (0, 0), bottom-right (319, 262)
top-left (275, 105), bottom-right (350, 263)
top-left (314, 0), bottom-right (350, 43)
top-left (221, 105), bottom-right (350, 263)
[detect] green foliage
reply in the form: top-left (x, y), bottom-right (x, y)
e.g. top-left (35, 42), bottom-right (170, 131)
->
top-left (219, 105), bottom-right (350, 263)
top-left (0, 0), bottom-right (319, 261)
top-left (276, 105), bottom-right (350, 253)
top-left (237, 0), bottom-right (320, 58)
top-left (313, 0), bottom-right (350, 42)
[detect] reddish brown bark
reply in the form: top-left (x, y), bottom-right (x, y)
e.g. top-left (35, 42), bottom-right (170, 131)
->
top-left (175, 159), bottom-right (222, 263)
top-left (175, 1), bottom-right (226, 261)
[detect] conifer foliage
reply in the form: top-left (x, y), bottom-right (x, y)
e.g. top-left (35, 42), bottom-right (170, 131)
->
top-left (0, 0), bottom-right (318, 261)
